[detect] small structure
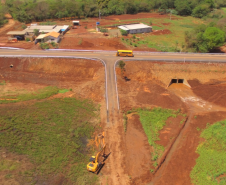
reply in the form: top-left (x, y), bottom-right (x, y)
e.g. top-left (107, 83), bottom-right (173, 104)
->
top-left (7, 30), bottom-right (27, 40)
top-left (118, 23), bottom-right (152, 34)
top-left (72, 20), bottom-right (80, 26)
top-left (72, 20), bottom-right (80, 29)
top-left (35, 31), bottom-right (60, 44)
top-left (8, 37), bottom-right (18, 42)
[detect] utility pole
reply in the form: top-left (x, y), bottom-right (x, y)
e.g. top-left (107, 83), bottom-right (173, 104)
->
top-left (99, 9), bottom-right (101, 20)
top-left (170, 10), bottom-right (172, 20)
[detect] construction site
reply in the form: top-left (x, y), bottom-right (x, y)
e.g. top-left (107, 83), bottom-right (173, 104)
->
top-left (0, 55), bottom-right (226, 184)
top-left (0, 8), bottom-right (226, 185)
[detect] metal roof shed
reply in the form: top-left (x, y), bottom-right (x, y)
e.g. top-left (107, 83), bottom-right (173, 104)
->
top-left (118, 23), bottom-right (152, 34)
top-left (7, 30), bottom-right (27, 35)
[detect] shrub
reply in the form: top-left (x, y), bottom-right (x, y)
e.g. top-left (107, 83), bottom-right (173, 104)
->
top-left (40, 43), bottom-right (49, 49)
top-left (133, 35), bottom-right (136, 39)
top-left (50, 42), bottom-right (57, 47)
top-left (149, 20), bottom-right (152, 25)
top-left (100, 27), bottom-right (108, 33)
top-left (120, 29), bottom-right (128, 36)
top-left (25, 38), bottom-right (30, 42)
top-left (22, 24), bottom-right (27, 29)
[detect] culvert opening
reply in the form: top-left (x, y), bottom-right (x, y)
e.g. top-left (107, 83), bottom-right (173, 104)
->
top-left (167, 78), bottom-right (191, 88)
top-left (10, 64), bottom-right (13, 68)
top-left (171, 79), bottom-right (177, 83)
top-left (178, 79), bottom-right (184, 83)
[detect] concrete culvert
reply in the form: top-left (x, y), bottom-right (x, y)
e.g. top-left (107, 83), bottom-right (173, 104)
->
top-left (178, 79), bottom-right (184, 83)
top-left (168, 79), bottom-right (191, 88)
top-left (10, 64), bottom-right (13, 68)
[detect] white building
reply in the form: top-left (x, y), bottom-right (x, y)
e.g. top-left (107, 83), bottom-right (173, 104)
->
top-left (118, 23), bottom-right (152, 34)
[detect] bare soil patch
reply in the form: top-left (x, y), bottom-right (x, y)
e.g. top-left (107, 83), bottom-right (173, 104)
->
top-left (189, 79), bottom-right (226, 108)
top-left (60, 36), bottom-right (127, 50)
top-left (151, 29), bottom-right (172, 35)
top-left (116, 61), bottom-right (226, 184)
top-left (0, 57), bottom-right (105, 103)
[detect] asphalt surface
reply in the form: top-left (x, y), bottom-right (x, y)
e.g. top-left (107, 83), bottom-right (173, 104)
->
top-left (0, 49), bottom-right (226, 123)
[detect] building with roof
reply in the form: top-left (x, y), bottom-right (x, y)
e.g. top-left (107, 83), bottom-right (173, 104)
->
top-left (7, 24), bottom-right (69, 42)
top-left (44, 31), bottom-right (60, 43)
top-left (118, 23), bottom-right (152, 34)
top-left (35, 31), bottom-right (61, 44)
top-left (25, 25), bottom-right (69, 34)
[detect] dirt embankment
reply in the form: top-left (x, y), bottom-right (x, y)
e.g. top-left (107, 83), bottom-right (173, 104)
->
top-left (189, 79), bottom-right (226, 108)
top-left (0, 57), bottom-right (105, 103)
top-left (116, 61), bottom-right (226, 184)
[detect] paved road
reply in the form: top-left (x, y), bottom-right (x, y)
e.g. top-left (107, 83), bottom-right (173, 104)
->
top-left (0, 49), bottom-right (226, 123)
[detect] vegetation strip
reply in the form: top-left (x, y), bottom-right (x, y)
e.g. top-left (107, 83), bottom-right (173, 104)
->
top-left (125, 107), bottom-right (185, 167)
top-left (0, 86), bottom-right (61, 104)
top-left (190, 120), bottom-right (226, 185)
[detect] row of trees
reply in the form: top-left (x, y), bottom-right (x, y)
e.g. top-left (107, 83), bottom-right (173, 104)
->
top-left (2, 0), bottom-right (226, 23)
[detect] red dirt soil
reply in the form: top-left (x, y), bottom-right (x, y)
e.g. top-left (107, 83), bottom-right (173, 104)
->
top-left (60, 36), bottom-right (127, 50)
top-left (116, 61), bottom-right (226, 184)
top-left (189, 79), bottom-right (226, 108)
top-left (0, 57), bottom-right (105, 103)
top-left (151, 29), bottom-right (172, 35)
top-left (152, 111), bottom-right (226, 185)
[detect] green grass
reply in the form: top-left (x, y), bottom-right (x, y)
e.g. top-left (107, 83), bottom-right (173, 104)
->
top-left (0, 86), bottom-right (60, 104)
top-left (190, 120), bottom-right (226, 185)
top-left (152, 26), bottom-right (162, 30)
top-left (0, 159), bottom-right (19, 171)
top-left (222, 8), bottom-right (226, 15)
top-left (0, 97), bottom-right (100, 184)
top-left (137, 107), bottom-right (179, 161)
top-left (58, 89), bottom-right (69, 93)
top-left (119, 15), bottom-right (204, 52)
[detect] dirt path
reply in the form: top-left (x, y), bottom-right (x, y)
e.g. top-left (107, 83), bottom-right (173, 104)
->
top-left (0, 14), bottom-right (15, 34)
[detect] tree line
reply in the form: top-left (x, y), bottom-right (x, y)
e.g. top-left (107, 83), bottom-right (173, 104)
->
top-left (1, 0), bottom-right (226, 23)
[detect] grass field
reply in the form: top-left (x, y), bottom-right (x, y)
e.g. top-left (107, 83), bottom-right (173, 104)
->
top-left (119, 16), bottom-right (204, 51)
top-left (0, 97), bottom-right (100, 184)
top-left (137, 108), bottom-right (184, 163)
top-left (190, 120), bottom-right (226, 185)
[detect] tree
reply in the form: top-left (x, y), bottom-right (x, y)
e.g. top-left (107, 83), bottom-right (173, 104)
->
top-left (203, 27), bottom-right (225, 50)
top-left (192, 4), bottom-right (210, 18)
top-left (118, 60), bottom-right (125, 77)
top-left (34, 29), bottom-right (39, 36)
top-left (174, 0), bottom-right (192, 15)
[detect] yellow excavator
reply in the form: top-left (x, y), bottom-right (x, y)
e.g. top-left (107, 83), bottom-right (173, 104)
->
top-left (87, 134), bottom-right (107, 174)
